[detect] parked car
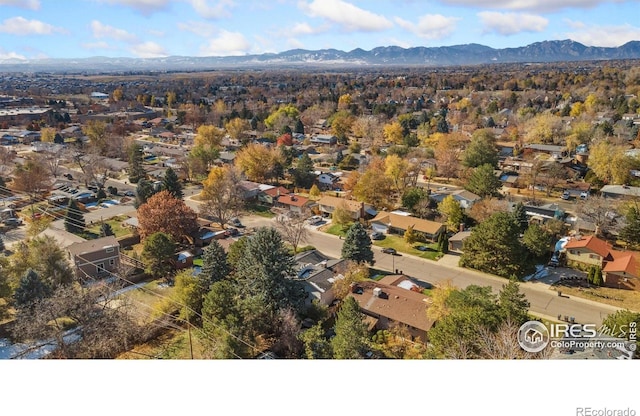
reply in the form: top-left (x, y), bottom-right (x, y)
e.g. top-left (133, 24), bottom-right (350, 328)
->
top-left (229, 218), bottom-right (243, 227)
top-left (561, 191), bottom-right (570, 200)
top-left (2, 217), bottom-right (22, 227)
top-left (123, 190), bottom-right (136, 197)
top-left (580, 191), bottom-right (589, 200)
top-left (225, 227), bottom-right (239, 237)
top-left (307, 215), bottom-right (323, 225)
top-left (370, 231), bottom-right (385, 240)
top-left (381, 247), bottom-right (397, 255)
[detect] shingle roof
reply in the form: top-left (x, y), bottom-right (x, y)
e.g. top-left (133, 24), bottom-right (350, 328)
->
top-left (277, 194), bottom-right (310, 207)
top-left (372, 211), bottom-right (445, 235)
top-left (67, 235), bottom-right (119, 256)
top-left (564, 235), bottom-right (612, 259)
top-left (604, 252), bottom-right (639, 278)
top-left (317, 195), bottom-right (362, 212)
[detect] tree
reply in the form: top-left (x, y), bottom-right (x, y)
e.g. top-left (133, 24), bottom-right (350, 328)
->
top-left (588, 140), bottom-right (633, 185)
top-left (127, 142), bottom-right (146, 184)
top-left (460, 212), bottom-right (531, 278)
top-left (402, 187), bottom-right (428, 212)
top-left (292, 153), bottom-right (315, 189)
top-left (592, 265), bottom-right (603, 286)
top-left (383, 121), bottom-right (404, 145)
top-left (465, 164), bottom-right (502, 198)
top-left (12, 159), bottom-right (51, 216)
top-left (82, 120), bottom-right (108, 155)
top-left (462, 129), bottom-right (499, 168)
top-left (331, 296), bottom-right (369, 359)
top-left (294, 119), bottom-right (305, 135)
top-left (162, 167), bottom-right (183, 199)
top-left (137, 190), bottom-right (199, 242)
top-left (300, 322), bottom-right (332, 359)
top-left (512, 202), bottom-right (529, 232)
top-left (40, 127), bottom-right (56, 143)
top-left (619, 203), bottom-right (640, 247)
top-left (201, 279), bottom-right (247, 358)
top-left (200, 240), bottom-right (231, 289)
top-left (438, 195), bottom-right (464, 232)
top-left (384, 154), bottom-right (411, 193)
top-left (141, 232), bottom-right (176, 279)
top-left (0, 234), bottom-right (4, 254)
top-left (332, 261), bottom-right (369, 300)
top-left (352, 158), bottom-right (393, 209)
top-left (194, 124), bottom-right (225, 149)
top-left (7, 235), bottom-right (74, 288)
top-left (522, 223), bottom-right (552, 259)
top-left (100, 222), bottom-right (114, 237)
top-left (434, 133), bottom-right (462, 181)
top-left (225, 117), bottom-right (250, 143)
top-left (498, 280), bottom-right (530, 325)
top-left (576, 194), bottom-right (621, 236)
top-left (200, 165), bottom-right (244, 229)
top-left (64, 199), bottom-right (86, 235)
top-left (274, 213), bottom-right (309, 254)
top-left (404, 224), bottom-right (418, 244)
top-left (332, 201), bottom-right (354, 232)
top-left (134, 178), bottom-right (157, 209)
top-left (309, 184), bottom-right (321, 200)
top-left (13, 269), bottom-right (51, 307)
top-left (341, 222), bottom-right (374, 264)
top-left (601, 310), bottom-right (640, 348)
top-left (171, 269), bottom-right (207, 323)
top-left (234, 143), bottom-right (282, 183)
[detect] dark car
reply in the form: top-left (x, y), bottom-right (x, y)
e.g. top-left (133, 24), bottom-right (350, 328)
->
top-left (370, 231), bottom-right (385, 240)
top-left (381, 247), bottom-right (397, 255)
top-left (225, 227), bottom-right (239, 237)
top-left (2, 217), bottom-right (22, 227)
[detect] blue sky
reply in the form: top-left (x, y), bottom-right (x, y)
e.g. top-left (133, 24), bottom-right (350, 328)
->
top-left (1, 0), bottom-right (639, 60)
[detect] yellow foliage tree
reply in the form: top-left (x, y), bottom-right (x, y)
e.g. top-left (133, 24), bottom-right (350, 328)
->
top-left (40, 127), bottom-right (56, 143)
top-left (332, 261), bottom-right (369, 300)
top-left (195, 125), bottom-right (225, 148)
top-left (234, 143), bottom-right (282, 183)
top-left (384, 153), bottom-right (410, 193)
top-left (383, 121), bottom-right (404, 145)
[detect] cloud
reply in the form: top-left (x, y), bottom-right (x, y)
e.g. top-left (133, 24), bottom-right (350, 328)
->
top-left (99, 0), bottom-right (171, 15)
top-left (176, 20), bottom-right (217, 37)
top-left (287, 37), bottom-right (305, 49)
top-left (130, 40), bottom-right (169, 57)
top-left (436, 0), bottom-right (627, 13)
top-left (188, 0), bottom-right (235, 19)
top-left (478, 11), bottom-right (548, 35)
top-left (0, 16), bottom-right (67, 35)
top-left (563, 22), bottom-right (640, 47)
top-left (299, 0), bottom-right (393, 32)
top-left (290, 22), bottom-right (329, 36)
top-left (81, 41), bottom-right (117, 50)
top-left (0, 47), bottom-right (26, 60)
top-left (199, 29), bottom-right (250, 56)
top-left (90, 20), bottom-right (138, 42)
top-left (394, 14), bottom-right (460, 40)
top-left (0, 0), bottom-right (40, 10)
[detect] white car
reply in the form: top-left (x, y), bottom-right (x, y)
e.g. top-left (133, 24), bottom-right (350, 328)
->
top-left (307, 215), bottom-right (323, 225)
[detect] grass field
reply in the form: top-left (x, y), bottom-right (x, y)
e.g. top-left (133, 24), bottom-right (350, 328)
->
top-left (373, 235), bottom-right (443, 261)
top-left (551, 284), bottom-right (640, 311)
top-left (86, 215), bottom-right (133, 238)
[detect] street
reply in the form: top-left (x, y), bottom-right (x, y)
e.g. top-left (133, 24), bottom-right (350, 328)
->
top-left (239, 214), bottom-right (622, 326)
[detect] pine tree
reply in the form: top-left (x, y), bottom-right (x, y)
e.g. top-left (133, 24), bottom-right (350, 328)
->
top-left (498, 280), bottom-right (530, 325)
top-left (200, 240), bottom-right (230, 289)
top-left (134, 178), bottom-right (156, 209)
top-left (294, 119), bottom-right (305, 135)
top-left (162, 167), bottom-right (183, 199)
top-left (0, 233), bottom-right (5, 253)
top-left (331, 296), bottom-right (370, 359)
top-left (100, 222), bottom-right (114, 237)
top-left (127, 142), bottom-right (146, 184)
top-left (14, 269), bottom-right (51, 307)
top-left (593, 266), bottom-right (603, 286)
top-left (341, 222), bottom-right (374, 264)
top-left (587, 266), bottom-right (596, 285)
top-left (512, 202), bottom-right (529, 232)
top-left (64, 199), bottom-right (85, 234)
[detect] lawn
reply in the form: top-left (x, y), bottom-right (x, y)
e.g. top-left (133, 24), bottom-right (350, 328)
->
top-left (86, 215), bottom-right (133, 238)
top-left (246, 202), bottom-right (276, 218)
top-left (119, 279), bottom-right (177, 324)
top-left (551, 284), bottom-right (640, 311)
top-left (117, 328), bottom-right (208, 359)
top-left (321, 222), bottom-right (350, 237)
top-left (373, 234), bottom-right (443, 261)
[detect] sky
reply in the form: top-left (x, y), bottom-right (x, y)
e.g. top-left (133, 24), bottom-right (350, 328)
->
top-left (1, 0), bottom-right (640, 60)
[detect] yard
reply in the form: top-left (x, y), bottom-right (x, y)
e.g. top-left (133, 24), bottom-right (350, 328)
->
top-left (117, 328), bottom-right (208, 359)
top-left (85, 215), bottom-right (134, 238)
top-left (246, 202), bottom-right (276, 218)
top-left (373, 234), bottom-right (444, 261)
top-left (551, 284), bottom-right (640, 311)
top-left (119, 279), bottom-right (177, 324)
top-left (321, 222), bottom-right (349, 237)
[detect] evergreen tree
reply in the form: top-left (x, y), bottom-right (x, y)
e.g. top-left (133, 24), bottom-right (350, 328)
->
top-left (593, 266), bottom-right (603, 286)
top-left (14, 269), bottom-right (51, 307)
top-left (465, 163), bottom-right (503, 198)
top-left (462, 130), bottom-right (499, 168)
top-left (162, 167), bottom-right (183, 199)
top-left (512, 202), bottom-right (529, 232)
top-left (294, 119), bottom-right (305, 135)
top-left (64, 199), bottom-right (85, 234)
top-left (335, 150), bottom-right (344, 165)
top-left (127, 142), bottom-right (146, 184)
top-left (300, 322), bottom-right (332, 359)
top-left (619, 204), bottom-right (640, 246)
top-left (200, 240), bottom-right (231, 289)
top-left (587, 266), bottom-right (596, 285)
top-left (498, 280), bottom-right (530, 325)
top-left (0, 233), bottom-right (4, 253)
top-left (141, 232), bottom-right (176, 279)
top-left (331, 296), bottom-right (369, 359)
top-left (522, 223), bottom-right (552, 259)
top-left (292, 153), bottom-right (316, 189)
top-left (134, 178), bottom-right (156, 209)
top-left (341, 222), bottom-right (374, 264)
top-left (100, 222), bottom-right (114, 237)
top-left (96, 188), bottom-right (107, 200)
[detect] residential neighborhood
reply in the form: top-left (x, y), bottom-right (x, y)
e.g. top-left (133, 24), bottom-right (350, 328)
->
top-left (1, 57), bottom-right (639, 363)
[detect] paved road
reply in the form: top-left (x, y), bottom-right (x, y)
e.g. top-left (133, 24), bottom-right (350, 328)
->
top-left (239, 214), bottom-right (622, 326)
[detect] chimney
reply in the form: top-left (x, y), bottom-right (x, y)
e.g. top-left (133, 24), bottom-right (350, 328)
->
top-left (459, 223), bottom-right (465, 232)
top-left (373, 287), bottom-right (382, 298)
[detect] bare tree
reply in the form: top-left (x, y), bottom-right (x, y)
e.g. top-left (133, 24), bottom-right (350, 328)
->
top-left (576, 194), bottom-right (622, 236)
top-left (0, 146), bottom-right (16, 176)
top-left (274, 213), bottom-right (309, 254)
top-left (477, 320), bottom-right (555, 359)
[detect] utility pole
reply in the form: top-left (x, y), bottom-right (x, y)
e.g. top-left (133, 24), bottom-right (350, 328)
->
top-left (187, 314), bottom-right (194, 359)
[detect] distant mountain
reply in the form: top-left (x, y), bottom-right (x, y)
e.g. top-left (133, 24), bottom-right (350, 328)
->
top-left (1, 40), bottom-right (640, 73)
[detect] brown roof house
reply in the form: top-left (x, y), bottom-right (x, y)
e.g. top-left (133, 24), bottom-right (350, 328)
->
top-left (276, 193), bottom-right (312, 215)
top-left (317, 195), bottom-right (371, 221)
top-left (67, 235), bottom-right (120, 280)
top-left (349, 275), bottom-right (434, 342)
top-left (371, 211), bottom-right (445, 242)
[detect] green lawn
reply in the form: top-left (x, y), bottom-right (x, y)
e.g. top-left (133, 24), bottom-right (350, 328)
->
top-left (86, 216), bottom-right (133, 238)
top-left (321, 222), bottom-right (350, 237)
top-left (373, 234), bottom-right (443, 261)
top-left (246, 203), bottom-right (276, 218)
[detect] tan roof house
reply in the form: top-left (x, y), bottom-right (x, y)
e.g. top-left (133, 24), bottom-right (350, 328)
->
top-left (371, 211), bottom-right (445, 242)
top-left (317, 195), bottom-right (366, 220)
top-left (67, 235), bottom-right (120, 281)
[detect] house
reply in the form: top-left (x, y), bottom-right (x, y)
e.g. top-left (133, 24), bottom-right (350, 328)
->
top-left (276, 193), bottom-right (312, 215)
top-left (371, 211), bottom-right (446, 242)
top-left (310, 134), bottom-right (337, 145)
top-left (523, 144), bottom-right (567, 158)
top-left (238, 180), bottom-right (261, 200)
top-left (174, 250), bottom-right (194, 269)
top-left (349, 276), bottom-right (434, 342)
top-left (317, 172), bottom-right (340, 189)
top-left (258, 186), bottom-right (290, 205)
top-left (429, 189), bottom-right (481, 210)
top-left (293, 250), bottom-right (349, 306)
top-left (563, 235), bottom-right (640, 290)
top-left (448, 231), bottom-right (472, 253)
top-left (600, 185), bottom-right (640, 200)
top-left (316, 195), bottom-right (368, 220)
top-left (67, 236), bottom-right (120, 280)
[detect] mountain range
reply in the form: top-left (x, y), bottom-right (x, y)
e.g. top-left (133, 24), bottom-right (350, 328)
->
top-left (2, 39), bottom-right (640, 73)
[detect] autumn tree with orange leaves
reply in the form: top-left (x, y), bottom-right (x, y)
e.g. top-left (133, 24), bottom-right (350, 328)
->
top-left (137, 190), bottom-right (199, 242)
